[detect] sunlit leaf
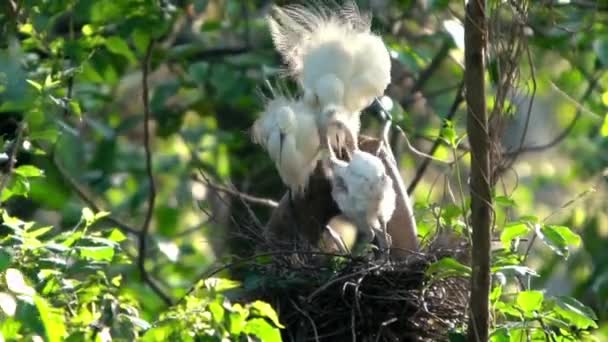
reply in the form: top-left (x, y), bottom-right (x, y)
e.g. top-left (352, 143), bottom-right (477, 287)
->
top-left (0, 292), bottom-right (17, 316)
top-left (516, 290), bottom-right (544, 313)
top-left (78, 246), bottom-right (115, 261)
top-left (5, 268), bottom-right (35, 296)
top-left (500, 222), bottom-right (529, 248)
top-left (554, 296), bottom-right (598, 330)
top-left (34, 296), bottom-right (66, 342)
top-left (243, 318), bottom-right (281, 342)
top-left (249, 301), bottom-right (285, 329)
top-left (14, 165), bottom-right (44, 178)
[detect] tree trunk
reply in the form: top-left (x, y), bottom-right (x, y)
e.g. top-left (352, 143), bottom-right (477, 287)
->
top-left (464, 0), bottom-right (492, 341)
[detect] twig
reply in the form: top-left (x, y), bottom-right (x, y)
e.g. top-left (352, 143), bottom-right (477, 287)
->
top-left (503, 75), bottom-right (600, 155)
top-left (407, 82), bottom-right (465, 194)
top-left (0, 123), bottom-right (25, 201)
top-left (138, 40), bottom-right (173, 306)
top-left (193, 174), bottom-right (279, 208)
top-left (411, 38), bottom-right (453, 93)
top-left (52, 153), bottom-right (140, 236)
top-left (289, 299), bottom-right (320, 342)
top-left (306, 264), bottom-right (383, 302)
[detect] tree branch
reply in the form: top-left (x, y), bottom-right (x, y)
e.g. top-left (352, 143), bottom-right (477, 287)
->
top-left (138, 40), bottom-right (173, 306)
top-left (464, 0), bottom-right (492, 340)
top-left (52, 153), bottom-right (141, 236)
top-left (193, 174), bottom-right (279, 208)
top-left (503, 74), bottom-right (599, 156)
top-left (407, 81), bottom-right (465, 194)
top-left (411, 38), bottom-right (453, 93)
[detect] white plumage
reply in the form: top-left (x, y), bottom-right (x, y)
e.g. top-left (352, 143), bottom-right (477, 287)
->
top-left (326, 136), bottom-right (396, 254)
top-left (268, 1), bottom-right (392, 153)
top-left (252, 95), bottom-right (321, 194)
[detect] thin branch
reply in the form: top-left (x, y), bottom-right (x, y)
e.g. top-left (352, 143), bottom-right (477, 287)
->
top-left (138, 40), bottom-right (173, 306)
top-left (52, 153), bottom-right (140, 236)
top-left (0, 123), bottom-right (25, 201)
top-left (411, 38), bottom-right (453, 92)
top-left (193, 174), bottom-right (279, 208)
top-left (407, 81), bottom-right (465, 194)
top-left (503, 74), bottom-right (599, 156)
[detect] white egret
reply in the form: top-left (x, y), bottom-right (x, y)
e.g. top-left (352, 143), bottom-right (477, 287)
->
top-left (251, 95), bottom-right (321, 195)
top-left (268, 1), bottom-right (392, 154)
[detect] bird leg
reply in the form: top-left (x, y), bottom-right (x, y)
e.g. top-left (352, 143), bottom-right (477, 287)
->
top-left (351, 226), bottom-right (375, 256)
top-left (325, 225), bottom-right (349, 254)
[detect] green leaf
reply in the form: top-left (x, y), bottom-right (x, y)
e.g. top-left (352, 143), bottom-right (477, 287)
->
top-left (78, 246), bottom-right (115, 261)
top-left (249, 301), bottom-right (284, 329)
top-left (500, 222), bottom-right (529, 248)
top-left (594, 37), bottom-right (608, 66)
top-left (204, 278), bottom-right (241, 292)
top-left (547, 225), bottom-right (581, 247)
top-left (26, 79), bottom-right (42, 92)
top-left (601, 113), bottom-right (608, 137)
top-left (107, 228), bottom-right (127, 242)
top-left (209, 300), bottom-right (225, 324)
top-left (554, 296), bottom-right (598, 330)
top-left (68, 100), bottom-right (82, 118)
top-left (516, 290), bottom-right (544, 313)
top-left (82, 207), bottom-right (95, 225)
top-left (243, 318), bottom-right (281, 342)
top-left (34, 296), bottom-right (66, 342)
top-left (0, 250), bottom-right (11, 272)
top-left (495, 196), bottom-right (516, 207)
top-left (489, 327), bottom-right (509, 342)
top-left (105, 36), bottom-right (136, 64)
top-left (14, 165), bottom-right (44, 178)
top-left (5, 268), bottom-right (35, 296)
top-left (426, 257), bottom-right (471, 278)
top-left (26, 226), bottom-right (53, 238)
top-left (536, 225), bottom-right (580, 257)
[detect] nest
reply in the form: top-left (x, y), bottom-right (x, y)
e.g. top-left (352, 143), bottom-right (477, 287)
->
top-left (230, 241), bottom-right (469, 342)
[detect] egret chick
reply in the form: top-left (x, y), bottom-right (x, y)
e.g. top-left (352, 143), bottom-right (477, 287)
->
top-left (325, 132), bottom-right (396, 256)
top-left (252, 96), bottom-right (321, 194)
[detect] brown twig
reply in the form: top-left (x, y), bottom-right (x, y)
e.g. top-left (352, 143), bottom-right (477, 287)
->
top-left (52, 153), bottom-right (140, 236)
top-left (193, 174), bottom-right (279, 208)
top-left (503, 74), bottom-right (600, 156)
top-left (138, 40), bottom-right (173, 306)
top-left (407, 81), bottom-right (465, 195)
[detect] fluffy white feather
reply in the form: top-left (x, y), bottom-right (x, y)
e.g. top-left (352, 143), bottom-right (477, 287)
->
top-left (268, 1), bottom-right (391, 156)
top-left (269, 2), bottom-right (391, 112)
top-left (252, 96), bottom-right (321, 194)
top-left (327, 140), bottom-right (396, 254)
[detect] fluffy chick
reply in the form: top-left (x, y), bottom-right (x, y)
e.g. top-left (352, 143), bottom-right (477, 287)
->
top-left (252, 96), bottom-right (321, 194)
top-left (326, 133), bottom-right (396, 255)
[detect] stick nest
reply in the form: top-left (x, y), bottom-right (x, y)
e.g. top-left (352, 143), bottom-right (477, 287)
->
top-left (233, 241), bottom-right (469, 342)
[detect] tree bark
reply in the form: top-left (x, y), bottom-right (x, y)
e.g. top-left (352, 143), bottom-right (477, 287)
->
top-left (464, 0), bottom-right (492, 341)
